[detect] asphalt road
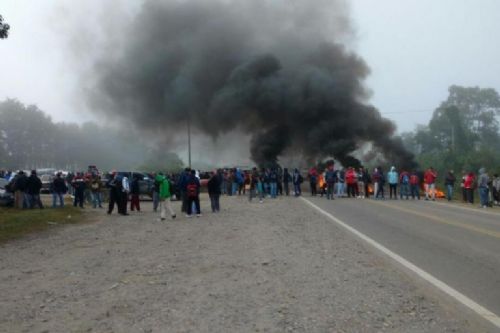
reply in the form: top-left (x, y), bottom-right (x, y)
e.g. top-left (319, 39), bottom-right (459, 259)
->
top-left (304, 196), bottom-right (500, 321)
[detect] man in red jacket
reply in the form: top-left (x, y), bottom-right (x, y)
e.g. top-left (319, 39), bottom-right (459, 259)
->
top-left (345, 167), bottom-right (358, 198)
top-left (424, 167), bottom-right (438, 201)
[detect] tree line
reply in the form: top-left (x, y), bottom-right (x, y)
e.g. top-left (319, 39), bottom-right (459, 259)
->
top-left (0, 99), bottom-right (184, 172)
top-left (401, 85), bottom-right (500, 175)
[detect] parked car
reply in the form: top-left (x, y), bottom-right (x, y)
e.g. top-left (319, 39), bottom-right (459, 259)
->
top-left (40, 174), bottom-right (54, 194)
top-left (0, 178), bottom-right (14, 207)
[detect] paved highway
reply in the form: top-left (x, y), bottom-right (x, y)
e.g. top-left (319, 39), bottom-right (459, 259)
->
top-left (303, 196), bottom-right (500, 326)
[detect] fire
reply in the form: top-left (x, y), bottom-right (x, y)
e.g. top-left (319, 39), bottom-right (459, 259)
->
top-left (367, 184), bottom-right (374, 194)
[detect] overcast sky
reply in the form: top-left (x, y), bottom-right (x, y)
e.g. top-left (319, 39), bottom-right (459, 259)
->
top-left (1, 0), bottom-right (499, 132)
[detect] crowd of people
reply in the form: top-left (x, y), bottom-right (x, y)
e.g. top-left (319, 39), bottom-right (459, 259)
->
top-left (207, 165), bottom-right (500, 209)
top-left (1, 164), bottom-right (500, 219)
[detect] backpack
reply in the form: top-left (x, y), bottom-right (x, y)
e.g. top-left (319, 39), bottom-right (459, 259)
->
top-left (402, 174), bottom-right (409, 185)
top-left (187, 183), bottom-right (198, 198)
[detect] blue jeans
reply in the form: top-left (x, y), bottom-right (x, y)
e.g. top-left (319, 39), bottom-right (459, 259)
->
top-left (92, 192), bottom-right (102, 208)
top-left (336, 182), bottom-right (344, 197)
top-left (400, 184), bottom-right (410, 199)
top-left (270, 182), bottom-right (277, 198)
top-left (231, 182), bottom-right (238, 195)
top-left (479, 187), bottom-right (489, 206)
top-left (294, 184), bottom-right (301, 196)
top-left (52, 192), bottom-right (64, 207)
top-left (446, 185), bottom-right (453, 201)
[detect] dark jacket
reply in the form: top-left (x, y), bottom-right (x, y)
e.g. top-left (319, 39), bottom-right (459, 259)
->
top-left (207, 175), bottom-right (221, 195)
top-left (130, 178), bottom-right (140, 195)
top-left (444, 173), bottom-right (456, 186)
top-left (52, 177), bottom-right (68, 193)
top-left (12, 173), bottom-right (28, 192)
top-left (26, 175), bottom-right (42, 195)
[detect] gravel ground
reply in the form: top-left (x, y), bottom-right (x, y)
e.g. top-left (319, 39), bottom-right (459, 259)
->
top-left (0, 195), bottom-right (485, 332)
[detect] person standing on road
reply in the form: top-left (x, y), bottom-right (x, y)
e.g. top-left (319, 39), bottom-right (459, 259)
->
top-left (292, 168), bottom-right (302, 197)
top-left (387, 166), bottom-right (399, 200)
top-left (325, 166), bottom-right (336, 200)
top-left (178, 168), bottom-right (191, 213)
top-left (464, 171), bottom-right (475, 204)
top-left (119, 175), bottom-right (130, 215)
top-left (207, 171), bottom-right (221, 213)
top-left (26, 170), bottom-right (44, 209)
top-left (72, 172), bottom-right (86, 208)
top-left (106, 172), bottom-right (120, 214)
top-left (130, 174), bottom-right (141, 212)
top-left (156, 173), bottom-right (176, 220)
top-left (399, 170), bottom-right (410, 200)
top-left (276, 167), bottom-right (283, 196)
top-left (309, 167), bottom-right (318, 197)
top-left (90, 175), bottom-right (103, 209)
top-left (409, 170), bottom-right (420, 200)
top-left (269, 168), bottom-right (278, 198)
top-left (51, 172), bottom-right (67, 208)
top-left (478, 168), bottom-right (490, 208)
top-left (186, 170), bottom-right (201, 217)
top-left (336, 169), bottom-right (345, 198)
top-left (357, 167), bottom-right (366, 199)
top-left (424, 167), bottom-right (438, 201)
top-left (248, 168), bottom-right (258, 202)
top-left (283, 168), bottom-right (291, 196)
top-left (460, 170), bottom-right (467, 203)
top-left (444, 170), bottom-right (456, 202)
top-left (152, 172), bottom-right (160, 212)
top-left (345, 167), bottom-right (358, 198)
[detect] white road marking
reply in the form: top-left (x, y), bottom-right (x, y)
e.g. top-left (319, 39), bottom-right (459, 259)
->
top-left (300, 197), bottom-right (500, 329)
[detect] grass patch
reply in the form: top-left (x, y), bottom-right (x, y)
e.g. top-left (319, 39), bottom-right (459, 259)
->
top-left (0, 206), bottom-right (87, 243)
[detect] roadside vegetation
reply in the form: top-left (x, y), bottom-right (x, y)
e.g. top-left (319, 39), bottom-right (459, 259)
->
top-left (0, 206), bottom-right (87, 243)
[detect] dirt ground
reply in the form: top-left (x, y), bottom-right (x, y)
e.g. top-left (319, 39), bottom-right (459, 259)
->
top-left (0, 195), bottom-right (483, 332)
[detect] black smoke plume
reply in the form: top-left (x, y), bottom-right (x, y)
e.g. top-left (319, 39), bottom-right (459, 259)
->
top-left (87, 0), bottom-right (415, 168)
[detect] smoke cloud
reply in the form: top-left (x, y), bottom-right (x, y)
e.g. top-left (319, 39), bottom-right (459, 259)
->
top-left (86, 0), bottom-right (415, 168)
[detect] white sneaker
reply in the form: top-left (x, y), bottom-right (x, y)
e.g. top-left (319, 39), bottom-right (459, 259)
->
top-left (196, 214), bottom-right (202, 217)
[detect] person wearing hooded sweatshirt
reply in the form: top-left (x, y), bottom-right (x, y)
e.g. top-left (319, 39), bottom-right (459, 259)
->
top-left (478, 168), bottom-right (490, 208)
top-left (156, 173), bottom-right (176, 220)
top-left (387, 166), bottom-right (399, 200)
